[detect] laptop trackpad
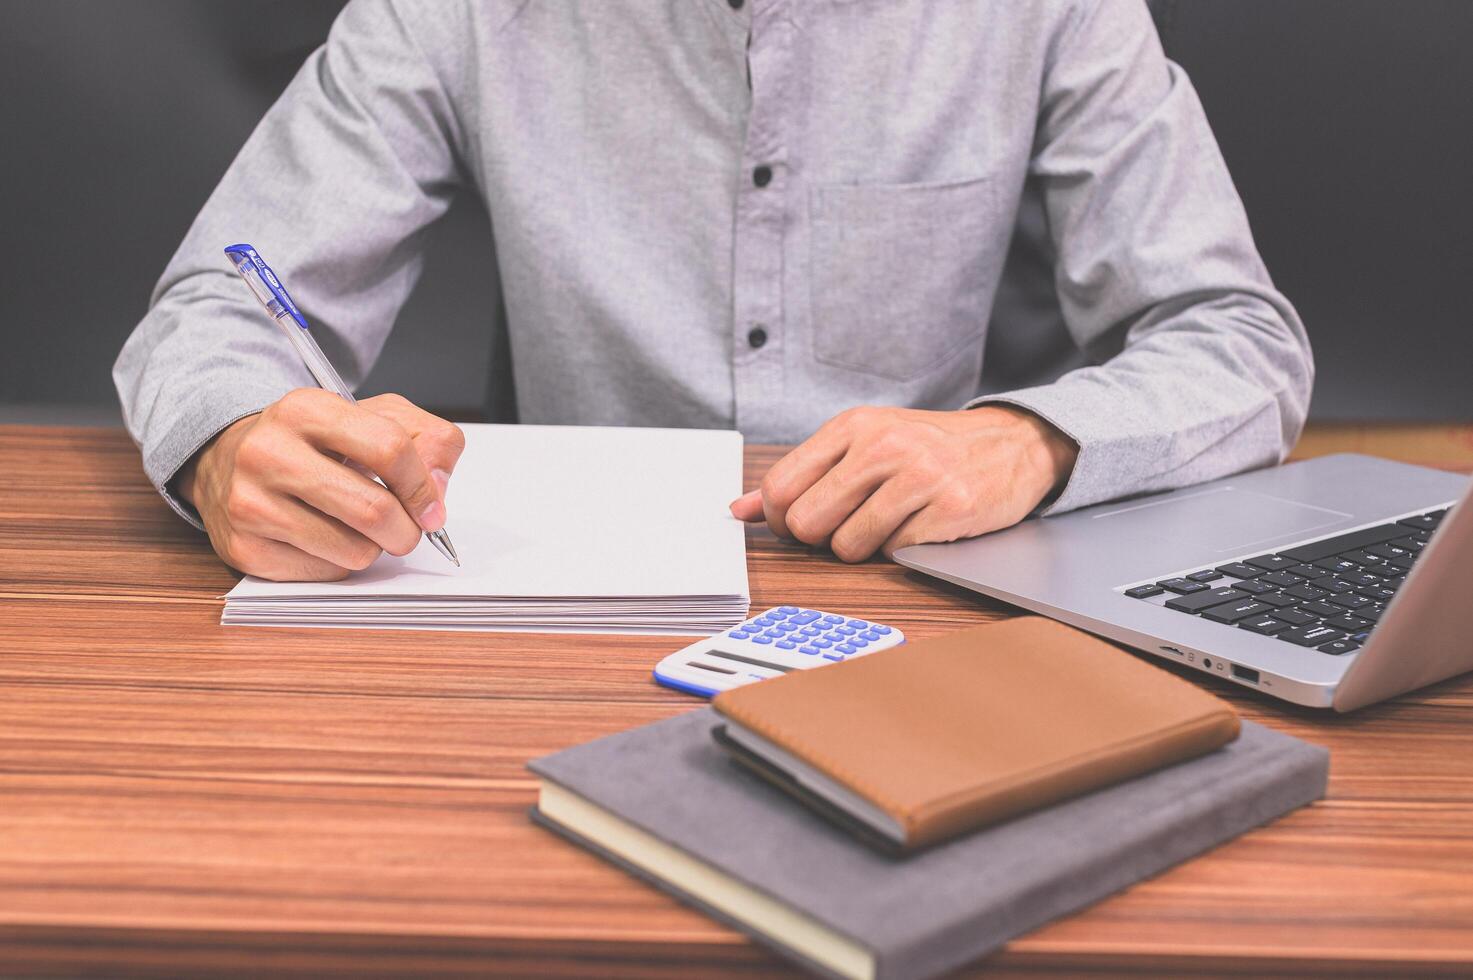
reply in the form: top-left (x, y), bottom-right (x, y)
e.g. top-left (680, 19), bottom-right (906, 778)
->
top-left (1094, 487), bottom-right (1352, 555)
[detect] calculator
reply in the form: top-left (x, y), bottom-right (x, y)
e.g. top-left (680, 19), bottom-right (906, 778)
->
top-left (652, 605), bottom-right (906, 697)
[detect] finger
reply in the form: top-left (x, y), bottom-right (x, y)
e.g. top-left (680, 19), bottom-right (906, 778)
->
top-left (359, 393), bottom-right (468, 482)
top-left (259, 440), bottom-right (424, 557)
top-left (759, 423), bottom-right (853, 540)
top-left (729, 489), bottom-right (764, 522)
top-left (878, 491), bottom-right (991, 560)
top-left (830, 476), bottom-right (931, 563)
top-left (783, 452), bottom-right (896, 546)
top-left (276, 392), bottom-right (444, 532)
top-left (220, 531), bottom-right (351, 583)
top-left (228, 484), bottom-right (384, 571)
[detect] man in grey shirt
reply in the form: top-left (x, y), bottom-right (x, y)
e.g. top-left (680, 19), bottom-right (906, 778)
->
top-left (115, 0), bottom-right (1311, 582)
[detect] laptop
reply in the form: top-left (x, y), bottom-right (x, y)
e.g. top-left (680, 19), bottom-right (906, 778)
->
top-left (892, 453), bottom-right (1471, 711)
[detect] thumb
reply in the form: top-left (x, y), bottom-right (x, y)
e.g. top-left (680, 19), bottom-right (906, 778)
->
top-left (729, 489), bottom-right (766, 523)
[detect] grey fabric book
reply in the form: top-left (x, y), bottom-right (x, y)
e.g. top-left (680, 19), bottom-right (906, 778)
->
top-left (528, 708), bottom-right (1328, 980)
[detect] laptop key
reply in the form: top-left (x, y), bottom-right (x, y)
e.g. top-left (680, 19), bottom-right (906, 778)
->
top-left (1245, 554), bottom-right (1298, 572)
top-left (1359, 605), bottom-right (1385, 623)
top-left (1340, 549), bottom-right (1383, 566)
top-left (1158, 578), bottom-right (1209, 594)
top-left (1389, 535), bottom-right (1426, 551)
top-left (1258, 570), bottom-right (1304, 588)
top-left (1216, 562), bottom-right (1263, 579)
top-left (1239, 615), bottom-right (1290, 635)
top-left (1282, 582), bottom-right (1330, 602)
top-left (1324, 614), bottom-right (1372, 632)
top-left (1125, 583), bottom-right (1165, 599)
top-left (1256, 591), bottom-right (1296, 608)
top-left (1199, 599), bottom-right (1272, 624)
top-left (1356, 584), bottom-right (1398, 601)
top-left (1186, 569), bottom-right (1223, 582)
top-left (1234, 578), bottom-right (1275, 595)
top-left (1322, 578), bottom-right (1357, 593)
top-left (1298, 599), bottom-right (1340, 617)
top-left (1340, 572), bottom-right (1383, 587)
top-left (1278, 624), bottom-right (1346, 647)
top-left (1285, 563), bottom-right (1332, 580)
top-left (1279, 523), bottom-right (1406, 563)
top-left (1165, 587), bottom-right (1247, 613)
top-left (1318, 639), bottom-right (1361, 655)
top-left (1329, 593), bottom-right (1372, 610)
top-left (1365, 543), bottom-right (1412, 560)
top-left (1313, 557), bottom-right (1360, 575)
top-left (1269, 607), bottom-right (1318, 627)
top-left (1390, 554), bottom-right (1417, 570)
top-left (1397, 512), bottom-right (1443, 531)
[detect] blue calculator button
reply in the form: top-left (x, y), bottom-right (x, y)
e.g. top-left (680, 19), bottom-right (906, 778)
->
top-left (872, 625), bottom-right (892, 634)
top-left (846, 619), bottom-right (868, 629)
top-left (824, 632), bottom-right (846, 643)
top-left (836, 643), bottom-right (858, 655)
top-left (860, 629), bottom-right (882, 641)
top-left (800, 626), bottom-right (822, 637)
top-left (790, 611), bottom-right (820, 625)
top-left (822, 653), bottom-right (845, 662)
top-left (837, 625), bottom-right (857, 636)
top-left (764, 628), bottom-right (786, 638)
top-left (812, 638), bottom-right (833, 649)
top-left (822, 614), bottom-right (843, 624)
top-left (752, 636), bottom-right (773, 644)
top-left (729, 631), bottom-right (750, 640)
top-left (776, 640), bottom-right (797, 650)
top-left (799, 645), bottom-right (821, 655)
top-left (778, 605), bottom-right (799, 614)
top-left (850, 637), bottom-right (869, 648)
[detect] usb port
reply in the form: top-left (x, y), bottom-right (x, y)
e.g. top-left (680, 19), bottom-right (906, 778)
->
top-left (1231, 664), bottom-right (1260, 684)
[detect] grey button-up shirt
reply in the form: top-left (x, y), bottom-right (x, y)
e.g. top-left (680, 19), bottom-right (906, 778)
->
top-left (115, 0), bottom-right (1312, 528)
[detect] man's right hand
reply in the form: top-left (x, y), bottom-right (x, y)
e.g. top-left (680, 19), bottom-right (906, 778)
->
top-left (178, 389), bottom-right (466, 582)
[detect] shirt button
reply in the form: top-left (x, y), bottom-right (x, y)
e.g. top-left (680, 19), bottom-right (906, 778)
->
top-left (747, 326), bottom-right (768, 349)
top-left (752, 165), bottom-right (773, 188)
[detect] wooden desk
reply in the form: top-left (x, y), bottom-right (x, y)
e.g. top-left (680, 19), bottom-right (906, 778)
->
top-left (2, 424), bottom-right (1472, 977)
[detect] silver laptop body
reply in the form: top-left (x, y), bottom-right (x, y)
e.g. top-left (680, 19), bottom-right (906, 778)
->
top-left (893, 453), bottom-right (1471, 710)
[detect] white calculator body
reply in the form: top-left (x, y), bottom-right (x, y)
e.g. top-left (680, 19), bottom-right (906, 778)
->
top-left (653, 606), bottom-right (905, 697)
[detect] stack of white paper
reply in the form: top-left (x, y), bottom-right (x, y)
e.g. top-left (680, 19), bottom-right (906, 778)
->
top-left (222, 424), bottom-right (751, 634)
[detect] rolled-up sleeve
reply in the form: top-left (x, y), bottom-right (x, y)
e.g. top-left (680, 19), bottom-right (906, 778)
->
top-left (113, 0), bottom-right (467, 527)
top-left (969, 0), bottom-right (1313, 515)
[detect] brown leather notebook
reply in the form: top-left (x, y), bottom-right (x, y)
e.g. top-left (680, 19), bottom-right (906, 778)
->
top-left (711, 617), bottom-right (1241, 852)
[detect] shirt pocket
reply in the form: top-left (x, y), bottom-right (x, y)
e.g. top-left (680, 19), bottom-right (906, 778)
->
top-left (808, 176), bottom-right (1002, 382)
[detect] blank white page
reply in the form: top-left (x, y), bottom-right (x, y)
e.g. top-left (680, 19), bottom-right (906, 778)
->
top-left (225, 424), bottom-right (750, 602)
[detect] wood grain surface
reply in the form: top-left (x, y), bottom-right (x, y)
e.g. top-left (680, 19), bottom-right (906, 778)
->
top-left (2, 424), bottom-right (1472, 977)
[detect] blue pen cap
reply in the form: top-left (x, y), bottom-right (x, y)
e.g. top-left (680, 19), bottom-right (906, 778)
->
top-left (224, 244), bottom-right (309, 329)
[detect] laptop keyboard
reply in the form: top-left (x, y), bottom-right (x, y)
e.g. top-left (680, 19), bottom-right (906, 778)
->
top-left (1124, 508), bottom-right (1450, 655)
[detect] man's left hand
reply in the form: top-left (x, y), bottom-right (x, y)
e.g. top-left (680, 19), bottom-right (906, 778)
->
top-left (729, 405), bottom-right (1078, 562)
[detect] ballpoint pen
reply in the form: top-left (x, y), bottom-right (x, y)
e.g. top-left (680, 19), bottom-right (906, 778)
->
top-left (223, 243), bottom-right (461, 567)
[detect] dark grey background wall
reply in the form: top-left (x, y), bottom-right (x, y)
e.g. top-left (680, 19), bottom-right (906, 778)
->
top-left (1, 0), bottom-right (1469, 426)
top-left (0, 0), bottom-right (509, 424)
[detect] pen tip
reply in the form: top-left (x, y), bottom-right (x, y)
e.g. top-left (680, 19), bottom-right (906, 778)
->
top-left (426, 528), bottom-right (461, 567)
